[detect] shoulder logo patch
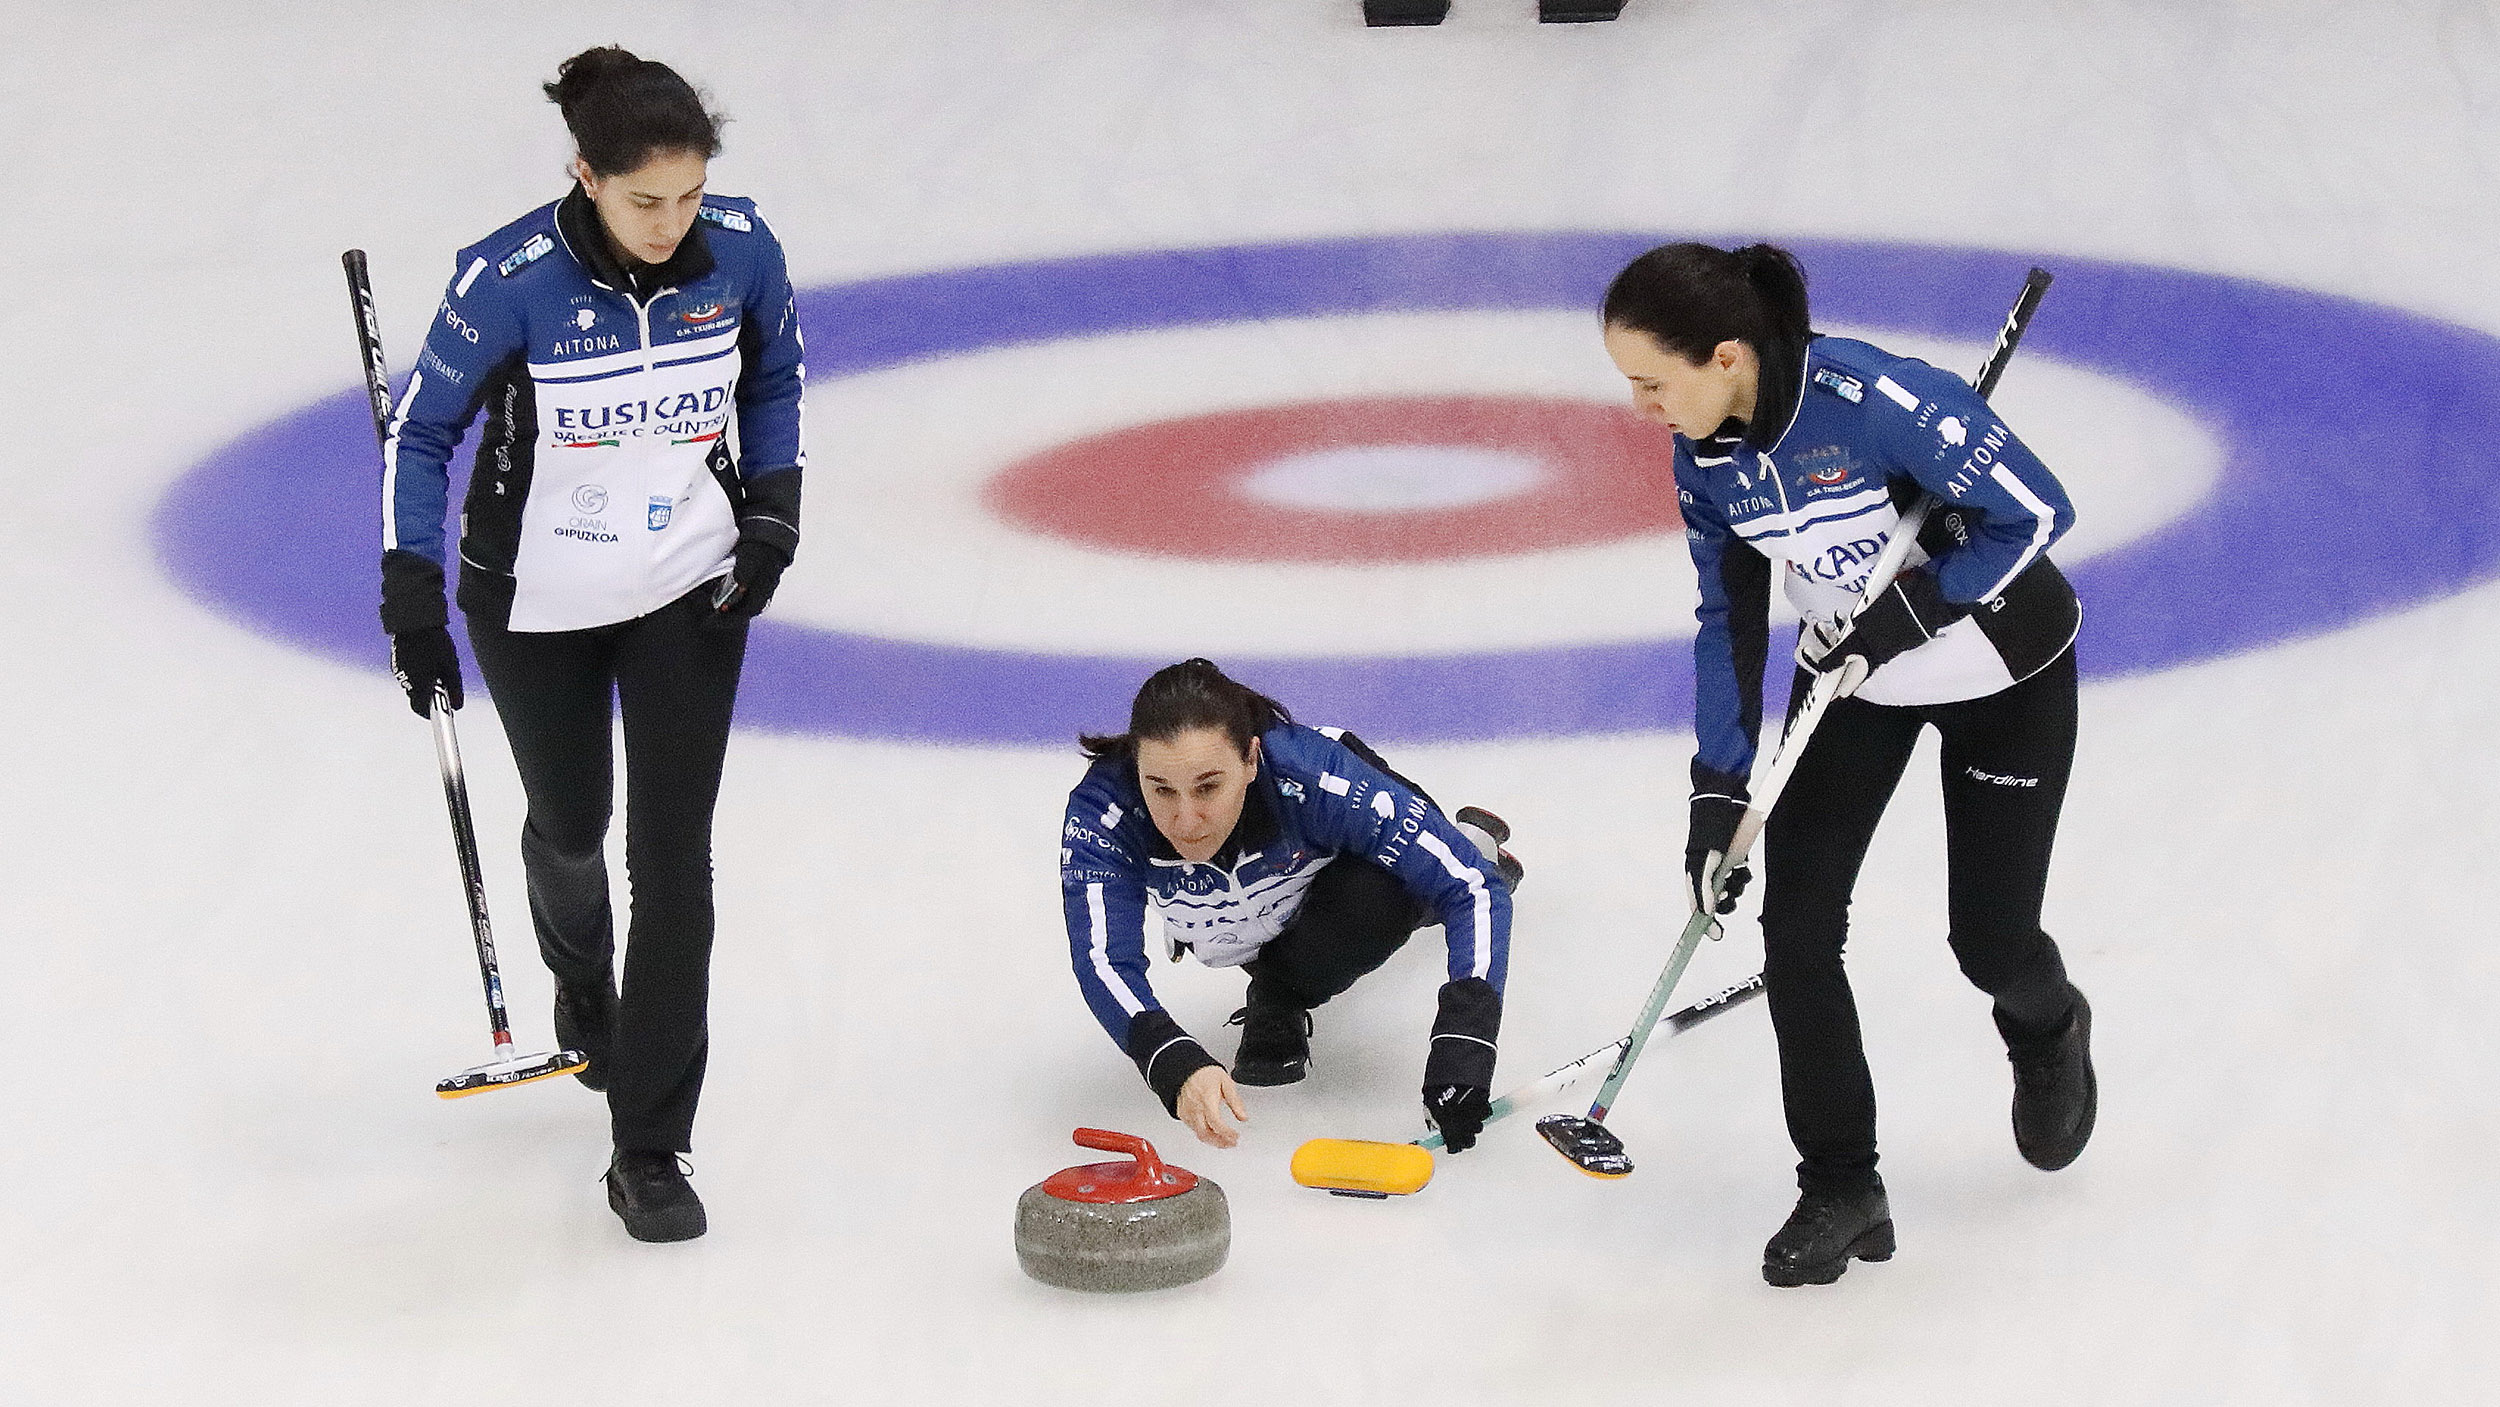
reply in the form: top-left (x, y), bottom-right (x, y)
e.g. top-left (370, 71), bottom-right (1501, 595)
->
top-left (497, 231), bottom-right (554, 277)
top-left (1810, 367), bottom-right (1864, 403)
top-left (697, 205), bottom-right (753, 233)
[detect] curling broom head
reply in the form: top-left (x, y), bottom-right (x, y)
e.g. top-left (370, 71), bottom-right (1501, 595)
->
top-left (436, 1048), bottom-right (589, 1098)
top-left (1536, 1114), bottom-right (1633, 1178)
top-left (1289, 1138), bottom-right (1434, 1197)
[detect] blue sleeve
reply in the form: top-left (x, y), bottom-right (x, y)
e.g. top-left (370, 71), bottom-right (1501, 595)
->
top-left (1301, 737), bottom-right (1511, 993)
top-left (734, 212), bottom-right (806, 482)
top-left (1059, 795), bottom-right (1162, 1049)
top-left (1861, 359), bottom-right (2076, 605)
top-left (1678, 452), bottom-right (1772, 797)
top-left (383, 255), bottom-right (525, 568)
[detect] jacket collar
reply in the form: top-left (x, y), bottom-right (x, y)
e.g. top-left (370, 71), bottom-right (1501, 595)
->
top-left (555, 185), bottom-right (715, 300)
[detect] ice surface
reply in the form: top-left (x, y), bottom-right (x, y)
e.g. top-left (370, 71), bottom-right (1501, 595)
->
top-left (2, 2), bottom-right (2495, 1403)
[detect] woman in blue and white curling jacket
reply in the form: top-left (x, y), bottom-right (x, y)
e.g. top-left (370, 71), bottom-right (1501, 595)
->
top-left (377, 46), bottom-right (804, 1244)
top-left (1061, 660), bottom-right (1522, 1153)
top-left (1601, 243), bottom-right (2096, 1287)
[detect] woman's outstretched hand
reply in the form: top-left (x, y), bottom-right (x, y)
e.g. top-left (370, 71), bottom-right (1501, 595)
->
top-left (1175, 1065), bottom-right (1248, 1148)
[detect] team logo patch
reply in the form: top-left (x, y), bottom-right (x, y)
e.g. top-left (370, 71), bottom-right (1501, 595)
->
top-left (647, 496), bottom-right (674, 530)
top-left (697, 206), bottom-right (753, 233)
top-left (681, 301), bottom-right (725, 325)
top-left (572, 484), bottom-right (608, 514)
top-left (1938, 416), bottom-right (1968, 446)
top-left (497, 232), bottom-right (554, 277)
top-left (574, 309), bottom-right (597, 331)
top-left (1811, 367), bottom-right (1865, 403)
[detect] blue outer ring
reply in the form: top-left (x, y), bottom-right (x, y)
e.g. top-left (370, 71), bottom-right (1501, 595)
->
top-left (154, 233), bottom-right (2500, 744)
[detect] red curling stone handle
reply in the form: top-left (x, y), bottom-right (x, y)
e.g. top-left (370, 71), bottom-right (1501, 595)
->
top-left (1043, 1128), bottom-right (1198, 1203)
top-left (1072, 1127), bottom-right (1163, 1176)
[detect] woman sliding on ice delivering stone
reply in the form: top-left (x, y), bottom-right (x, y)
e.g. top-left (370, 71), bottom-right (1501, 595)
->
top-left (1600, 243), bottom-right (2096, 1286)
top-left (1059, 660), bottom-right (1521, 1152)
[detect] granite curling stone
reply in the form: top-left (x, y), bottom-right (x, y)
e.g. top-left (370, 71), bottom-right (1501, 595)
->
top-left (1016, 1128), bottom-right (1229, 1292)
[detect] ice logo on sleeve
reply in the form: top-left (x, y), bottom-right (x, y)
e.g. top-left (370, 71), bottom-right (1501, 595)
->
top-left (648, 496), bottom-right (674, 531)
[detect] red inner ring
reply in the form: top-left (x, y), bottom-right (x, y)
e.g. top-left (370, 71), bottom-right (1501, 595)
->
top-left (983, 394), bottom-right (1683, 563)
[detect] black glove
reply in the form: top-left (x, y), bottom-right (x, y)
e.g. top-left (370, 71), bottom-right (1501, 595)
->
top-left (1423, 977), bottom-right (1501, 1152)
top-left (708, 538), bottom-right (790, 624)
top-left (1798, 569), bottom-right (1969, 680)
top-left (388, 626), bottom-right (463, 718)
top-left (1685, 792), bottom-right (1749, 916)
top-left (1424, 1083), bottom-right (1491, 1153)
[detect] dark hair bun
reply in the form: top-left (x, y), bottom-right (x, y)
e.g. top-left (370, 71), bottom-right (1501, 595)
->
top-left (543, 46), bottom-right (724, 177)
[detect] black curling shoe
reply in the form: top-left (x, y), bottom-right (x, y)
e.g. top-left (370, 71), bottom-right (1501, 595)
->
top-left (606, 1150), bottom-right (707, 1242)
top-left (1453, 805), bottom-right (1526, 892)
top-left (2000, 990), bottom-right (2097, 1171)
top-left (1762, 1179), bottom-right (1895, 1287)
top-left (552, 979), bottom-right (615, 1092)
top-left (1227, 1001), bottom-right (1313, 1086)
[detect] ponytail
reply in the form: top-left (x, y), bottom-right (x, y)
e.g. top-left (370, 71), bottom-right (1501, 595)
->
top-left (1600, 240), bottom-right (1813, 364)
top-left (1079, 659), bottom-right (1293, 762)
top-left (1730, 244), bottom-right (1810, 351)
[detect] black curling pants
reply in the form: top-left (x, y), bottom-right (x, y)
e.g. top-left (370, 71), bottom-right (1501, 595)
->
top-left (1759, 647), bottom-right (2079, 1196)
top-left (466, 585), bottom-right (748, 1154)
top-left (1243, 857), bottom-right (1431, 1009)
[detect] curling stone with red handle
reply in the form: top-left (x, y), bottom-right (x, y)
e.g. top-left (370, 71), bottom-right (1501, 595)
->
top-left (1015, 1128), bottom-right (1229, 1292)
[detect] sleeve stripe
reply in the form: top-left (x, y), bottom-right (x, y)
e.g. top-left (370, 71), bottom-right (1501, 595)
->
top-left (379, 369), bottom-right (426, 552)
top-left (1086, 882), bottom-right (1148, 1017)
top-left (1875, 375), bottom-right (1921, 411)
top-left (1415, 831), bottom-right (1492, 979)
top-left (1982, 463), bottom-right (2059, 600)
top-left (454, 257), bottom-right (488, 298)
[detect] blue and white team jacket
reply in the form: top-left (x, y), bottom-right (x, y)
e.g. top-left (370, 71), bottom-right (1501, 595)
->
top-left (1681, 336), bottom-right (2080, 795)
top-left (380, 187), bottom-right (805, 635)
top-left (1060, 722), bottom-right (1511, 1098)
